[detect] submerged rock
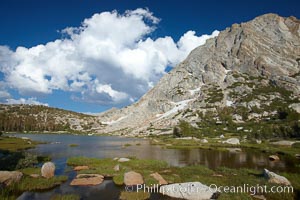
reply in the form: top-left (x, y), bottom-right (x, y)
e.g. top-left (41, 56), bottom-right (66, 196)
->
top-left (41, 162), bottom-right (55, 178)
top-left (0, 171), bottom-right (23, 186)
top-left (200, 139), bottom-right (208, 143)
top-left (150, 172), bottom-right (168, 185)
top-left (70, 174), bottom-right (104, 186)
top-left (264, 169), bottom-right (291, 185)
top-left (160, 182), bottom-right (219, 200)
top-left (227, 148), bottom-right (242, 153)
top-left (212, 174), bottom-right (223, 177)
top-left (175, 137), bottom-right (200, 141)
top-left (124, 171), bottom-right (144, 185)
top-left (270, 140), bottom-right (296, 146)
top-left (118, 158), bottom-right (130, 162)
top-left (222, 138), bottom-right (240, 145)
top-left (269, 155), bottom-right (280, 161)
top-left (256, 140), bottom-right (262, 144)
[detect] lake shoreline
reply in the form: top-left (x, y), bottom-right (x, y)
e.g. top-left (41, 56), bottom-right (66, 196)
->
top-left (1, 134), bottom-right (300, 199)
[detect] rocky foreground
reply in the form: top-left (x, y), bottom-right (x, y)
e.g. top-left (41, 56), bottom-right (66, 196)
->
top-left (2, 157), bottom-right (295, 200)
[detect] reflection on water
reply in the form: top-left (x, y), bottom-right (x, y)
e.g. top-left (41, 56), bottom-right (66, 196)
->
top-left (11, 133), bottom-right (298, 171)
top-left (19, 178), bottom-right (121, 200)
top-left (10, 133), bottom-right (299, 200)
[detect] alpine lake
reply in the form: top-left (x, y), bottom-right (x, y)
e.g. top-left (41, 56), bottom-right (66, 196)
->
top-left (2, 133), bottom-right (300, 200)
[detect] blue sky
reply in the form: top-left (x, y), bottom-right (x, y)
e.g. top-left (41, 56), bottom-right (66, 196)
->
top-left (0, 0), bottom-right (299, 113)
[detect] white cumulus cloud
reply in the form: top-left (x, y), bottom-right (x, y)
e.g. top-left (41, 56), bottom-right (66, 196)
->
top-left (0, 90), bottom-right (10, 99)
top-left (0, 8), bottom-right (219, 105)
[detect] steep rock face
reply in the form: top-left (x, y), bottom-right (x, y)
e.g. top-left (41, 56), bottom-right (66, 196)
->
top-left (96, 14), bottom-right (300, 136)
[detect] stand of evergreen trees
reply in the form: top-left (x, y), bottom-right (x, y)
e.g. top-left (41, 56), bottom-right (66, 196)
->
top-left (0, 105), bottom-right (82, 132)
top-left (0, 112), bottom-right (68, 132)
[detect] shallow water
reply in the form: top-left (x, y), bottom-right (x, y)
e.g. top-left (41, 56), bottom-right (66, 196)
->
top-left (8, 133), bottom-right (299, 200)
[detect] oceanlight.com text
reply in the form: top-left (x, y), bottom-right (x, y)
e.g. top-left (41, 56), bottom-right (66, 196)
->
top-left (209, 184), bottom-right (293, 195)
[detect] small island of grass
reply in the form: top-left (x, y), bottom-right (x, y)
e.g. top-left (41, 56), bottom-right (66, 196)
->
top-left (69, 143), bottom-right (79, 147)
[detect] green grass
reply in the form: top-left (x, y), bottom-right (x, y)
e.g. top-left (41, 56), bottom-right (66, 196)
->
top-left (113, 174), bottom-right (124, 185)
top-left (67, 156), bottom-right (111, 167)
top-left (119, 191), bottom-right (150, 200)
top-left (143, 176), bottom-right (158, 186)
top-left (20, 167), bottom-right (40, 175)
top-left (69, 144), bottom-right (79, 147)
top-left (16, 175), bottom-right (68, 191)
top-left (0, 136), bottom-right (39, 151)
top-left (1, 175), bottom-right (68, 199)
top-left (67, 157), bottom-right (117, 176)
top-left (205, 88), bottom-right (224, 104)
top-left (0, 187), bottom-right (18, 200)
top-left (50, 194), bottom-right (81, 200)
top-left (292, 142), bottom-right (300, 148)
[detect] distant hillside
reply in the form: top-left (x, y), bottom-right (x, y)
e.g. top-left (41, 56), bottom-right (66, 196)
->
top-left (0, 104), bottom-right (103, 133)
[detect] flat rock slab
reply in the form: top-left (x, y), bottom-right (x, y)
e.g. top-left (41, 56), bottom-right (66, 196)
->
top-left (175, 137), bottom-right (193, 140)
top-left (227, 148), bottom-right (242, 153)
top-left (264, 169), bottom-right (291, 185)
top-left (150, 172), bottom-right (168, 185)
top-left (118, 158), bottom-right (130, 162)
top-left (253, 195), bottom-right (266, 200)
top-left (114, 164), bottom-right (120, 171)
top-left (30, 174), bottom-right (40, 178)
top-left (70, 174), bottom-right (104, 186)
top-left (124, 171), bottom-right (144, 185)
top-left (0, 171), bottom-right (23, 186)
top-left (270, 141), bottom-right (296, 146)
top-left (200, 139), bottom-right (208, 143)
top-left (160, 182), bottom-right (219, 200)
top-left (74, 166), bottom-right (89, 171)
top-left (222, 138), bottom-right (240, 145)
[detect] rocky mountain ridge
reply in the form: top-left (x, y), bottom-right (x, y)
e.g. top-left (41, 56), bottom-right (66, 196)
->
top-left (94, 13), bottom-right (300, 136)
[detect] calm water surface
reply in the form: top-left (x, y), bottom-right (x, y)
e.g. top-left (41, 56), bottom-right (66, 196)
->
top-left (8, 133), bottom-right (299, 200)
